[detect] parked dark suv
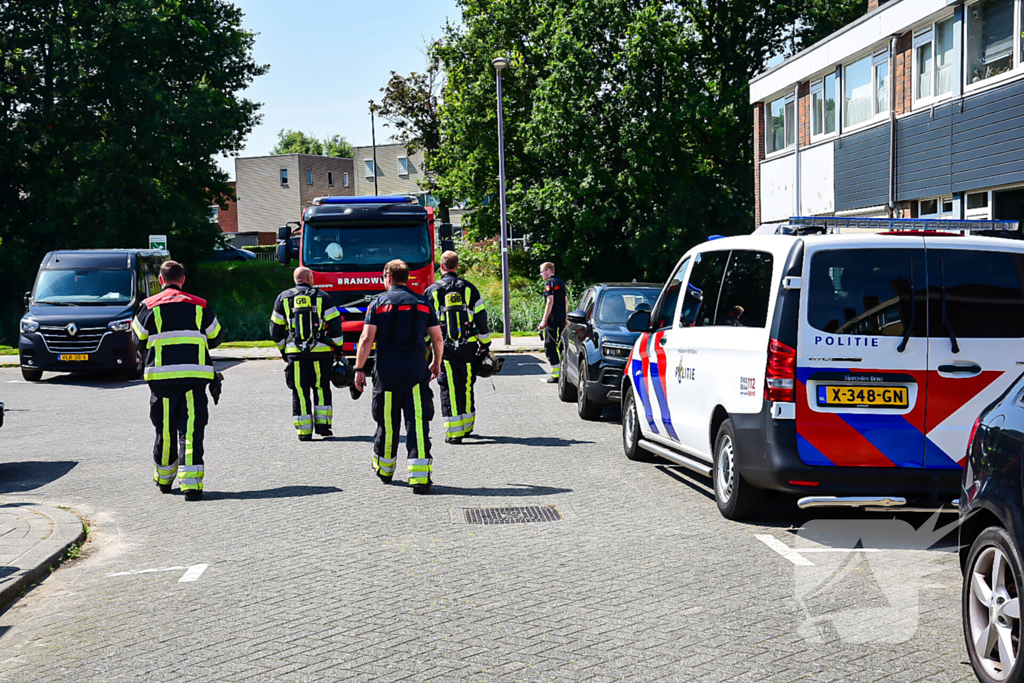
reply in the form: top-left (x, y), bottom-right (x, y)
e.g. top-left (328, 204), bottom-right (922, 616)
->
top-left (558, 283), bottom-right (661, 420)
top-left (960, 371), bottom-right (1024, 683)
top-left (19, 249), bottom-right (170, 381)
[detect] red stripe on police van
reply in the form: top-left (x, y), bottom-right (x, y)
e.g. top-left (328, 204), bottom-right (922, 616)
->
top-left (796, 379), bottom-right (896, 468)
top-left (653, 330), bottom-right (670, 399)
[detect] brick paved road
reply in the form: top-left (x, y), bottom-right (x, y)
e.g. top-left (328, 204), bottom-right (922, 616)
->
top-left (0, 355), bottom-right (974, 682)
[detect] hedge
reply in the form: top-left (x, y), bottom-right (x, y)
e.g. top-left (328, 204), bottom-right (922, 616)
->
top-left (188, 261), bottom-right (295, 342)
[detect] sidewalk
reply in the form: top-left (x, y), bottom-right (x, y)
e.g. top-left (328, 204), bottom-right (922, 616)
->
top-left (0, 503), bottom-right (84, 611)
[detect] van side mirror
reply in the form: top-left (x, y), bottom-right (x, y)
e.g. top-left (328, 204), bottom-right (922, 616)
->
top-left (24, 291), bottom-right (31, 307)
top-left (277, 226), bottom-right (289, 242)
top-left (680, 285), bottom-right (703, 327)
top-left (439, 223), bottom-right (454, 239)
top-left (626, 310), bottom-right (651, 333)
top-left (276, 241), bottom-right (290, 265)
top-left (441, 239), bottom-right (456, 253)
top-left (567, 310), bottom-right (588, 325)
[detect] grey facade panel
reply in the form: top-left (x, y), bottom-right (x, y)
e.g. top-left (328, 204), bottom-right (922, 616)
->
top-left (896, 106), bottom-right (953, 201)
top-left (950, 79), bottom-right (1024, 194)
top-left (834, 122), bottom-right (891, 211)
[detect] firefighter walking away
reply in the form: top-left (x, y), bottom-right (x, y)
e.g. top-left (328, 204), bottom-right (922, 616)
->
top-left (353, 259), bottom-right (443, 494)
top-left (424, 250), bottom-right (490, 443)
top-left (270, 267), bottom-right (345, 441)
top-left (132, 261), bottom-right (223, 501)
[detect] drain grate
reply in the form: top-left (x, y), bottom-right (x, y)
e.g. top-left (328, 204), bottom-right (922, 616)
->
top-left (464, 505), bottom-right (562, 525)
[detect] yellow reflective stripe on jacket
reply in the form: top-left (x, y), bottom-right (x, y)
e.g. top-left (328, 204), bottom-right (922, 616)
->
top-left (270, 310), bottom-right (286, 325)
top-left (323, 307), bottom-right (341, 321)
top-left (205, 318), bottom-right (221, 339)
top-left (474, 300), bottom-right (486, 314)
top-left (144, 366), bottom-right (216, 381)
top-left (285, 344), bottom-right (334, 354)
top-left (131, 318), bottom-right (149, 340)
top-left (153, 306), bottom-right (163, 333)
top-left (149, 336), bottom-right (208, 348)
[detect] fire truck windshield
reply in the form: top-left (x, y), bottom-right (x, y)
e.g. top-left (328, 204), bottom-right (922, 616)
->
top-left (303, 220), bottom-right (431, 268)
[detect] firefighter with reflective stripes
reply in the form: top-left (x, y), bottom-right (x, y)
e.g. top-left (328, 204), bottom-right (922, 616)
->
top-left (539, 262), bottom-right (567, 383)
top-left (353, 259), bottom-right (443, 494)
top-left (270, 267), bottom-right (345, 441)
top-left (131, 261), bottom-right (223, 502)
top-left (424, 250), bottom-right (490, 443)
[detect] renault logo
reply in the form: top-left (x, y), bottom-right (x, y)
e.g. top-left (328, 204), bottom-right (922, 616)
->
top-left (66, 323), bottom-right (78, 337)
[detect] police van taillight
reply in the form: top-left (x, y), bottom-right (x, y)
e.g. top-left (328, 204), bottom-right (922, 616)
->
top-left (765, 339), bottom-right (796, 403)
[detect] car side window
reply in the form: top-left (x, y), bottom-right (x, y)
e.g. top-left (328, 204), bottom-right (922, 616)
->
top-left (653, 258), bottom-right (690, 330)
top-left (683, 251), bottom-right (730, 327)
top-left (714, 250), bottom-right (774, 328)
top-left (580, 290), bottom-right (596, 318)
top-left (927, 249), bottom-right (1024, 338)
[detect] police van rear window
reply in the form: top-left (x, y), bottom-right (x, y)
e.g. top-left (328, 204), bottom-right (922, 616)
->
top-left (927, 249), bottom-right (1024, 338)
top-left (807, 249), bottom-right (927, 337)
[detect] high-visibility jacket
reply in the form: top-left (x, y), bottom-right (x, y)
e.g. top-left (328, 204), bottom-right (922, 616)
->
top-left (132, 285), bottom-right (223, 384)
top-left (424, 272), bottom-right (491, 351)
top-left (269, 284), bottom-right (344, 359)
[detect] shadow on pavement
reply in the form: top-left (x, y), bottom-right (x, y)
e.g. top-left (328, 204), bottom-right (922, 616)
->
top-left (325, 435), bottom-right (374, 443)
top-left (0, 461), bottom-right (78, 494)
top-left (0, 626), bottom-right (10, 641)
top-left (32, 360), bottom-right (243, 390)
top-left (201, 485), bottom-right (342, 500)
top-left (497, 354), bottom-right (547, 376)
top-left (391, 482), bottom-right (572, 497)
top-left (656, 465), bottom-right (715, 502)
top-left (465, 435), bottom-right (594, 447)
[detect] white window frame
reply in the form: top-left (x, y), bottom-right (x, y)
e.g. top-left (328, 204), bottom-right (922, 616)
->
top-left (364, 159), bottom-right (375, 178)
top-left (810, 71), bottom-right (839, 143)
top-left (965, 0), bottom-right (1021, 93)
top-left (912, 15), bottom-right (956, 108)
top-left (965, 190), bottom-right (993, 219)
top-left (765, 91), bottom-right (796, 157)
top-left (398, 156), bottom-right (409, 176)
top-left (843, 48), bottom-right (890, 132)
top-left (327, 171), bottom-right (334, 187)
top-left (918, 196), bottom-right (954, 218)
top-left (343, 172), bottom-right (350, 188)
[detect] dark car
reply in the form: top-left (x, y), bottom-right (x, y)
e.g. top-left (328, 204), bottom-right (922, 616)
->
top-left (205, 243), bottom-right (256, 262)
top-left (959, 371), bottom-right (1024, 683)
top-left (18, 249), bottom-right (170, 381)
top-left (557, 283), bottom-right (661, 420)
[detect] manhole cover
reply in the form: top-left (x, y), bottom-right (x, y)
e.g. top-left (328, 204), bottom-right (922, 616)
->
top-left (464, 506), bottom-right (562, 525)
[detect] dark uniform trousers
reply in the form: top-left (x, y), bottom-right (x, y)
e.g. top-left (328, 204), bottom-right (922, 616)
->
top-left (439, 351), bottom-right (476, 439)
top-left (545, 324), bottom-right (565, 378)
top-left (150, 383), bottom-right (209, 491)
top-left (286, 356), bottom-right (334, 436)
top-left (371, 379), bottom-right (434, 484)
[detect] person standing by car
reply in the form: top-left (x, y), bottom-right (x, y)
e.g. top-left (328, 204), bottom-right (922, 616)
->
top-left (353, 259), bottom-right (444, 493)
top-left (538, 262), bottom-right (567, 384)
top-left (131, 261), bottom-right (222, 501)
top-left (424, 250), bottom-right (491, 443)
top-left (270, 267), bottom-right (345, 441)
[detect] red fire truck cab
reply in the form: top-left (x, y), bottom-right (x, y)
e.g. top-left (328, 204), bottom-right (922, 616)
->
top-left (276, 195), bottom-right (454, 364)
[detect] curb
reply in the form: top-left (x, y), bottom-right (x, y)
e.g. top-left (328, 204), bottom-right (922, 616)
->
top-left (0, 504), bottom-right (85, 613)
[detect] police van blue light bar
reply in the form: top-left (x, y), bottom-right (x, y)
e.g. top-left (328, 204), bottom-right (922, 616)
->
top-left (312, 196), bottom-right (415, 206)
top-left (780, 216), bottom-right (1019, 234)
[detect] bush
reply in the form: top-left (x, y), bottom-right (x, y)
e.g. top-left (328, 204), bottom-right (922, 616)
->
top-left (188, 261), bottom-right (294, 342)
top-left (246, 244), bottom-right (277, 253)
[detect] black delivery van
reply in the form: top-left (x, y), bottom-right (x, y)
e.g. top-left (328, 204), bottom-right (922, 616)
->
top-left (18, 249), bottom-right (170, 381)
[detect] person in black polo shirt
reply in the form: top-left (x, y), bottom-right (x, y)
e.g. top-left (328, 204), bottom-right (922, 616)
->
top-left (538, 262), bottom-right (567, 384)
top-left (353, 259), bottom-right (444, 494)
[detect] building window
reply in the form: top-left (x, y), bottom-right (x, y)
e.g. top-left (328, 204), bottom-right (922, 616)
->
top-left (364, 159), bottom-right (375, 178)
top-left (874, 51), bottom-right (889, 118)
top-left (343, 172), bottom-right (349, 188)
top-left (398, 157), bottom-right (409, 176)
top-left (844, 50), bottom-right (888, 128)
top-left (919, 197), bottom-right (953, 218)
top-left (766, 93), bottom-right (794, 154)
top-left (811, 72), bottom-right (837, 139)
top-left (967, 191), bottom-right (991, 218)
top-left (968, 0), bottom-right (1014, 84)
top-left (306, 169), bottom-right (313, 185)
top-left (914, 17), bottom-right (955, 104)
top-left (280, 169), bottom-right (288, 186)
top-left (208, 206), bottom-right (220, 224)
top-left (328, 171), bottom-right (334, 187)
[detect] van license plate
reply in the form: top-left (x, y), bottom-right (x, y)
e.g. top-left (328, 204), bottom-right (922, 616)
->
top-left (58, 354), bottom-right (89, 361)
top-left (817, 385), bottom-right (908, 409)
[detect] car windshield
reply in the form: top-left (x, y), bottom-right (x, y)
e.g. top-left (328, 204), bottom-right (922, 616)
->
top-left (596, 289), bottom-right (660, 324)
top-left (303, 220), bottom-right (431, 268)
top-left (34, 269), bottom-right (134, 305)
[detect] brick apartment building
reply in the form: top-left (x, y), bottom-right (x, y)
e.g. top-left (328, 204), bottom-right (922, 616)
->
top-left (751, 0), bottom-right (1024, 230)
top-left (234, 154), bottom-right (355, 239)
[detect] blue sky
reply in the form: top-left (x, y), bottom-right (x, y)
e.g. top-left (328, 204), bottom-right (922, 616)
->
top-left (220, 0), bottom-right (461, 178)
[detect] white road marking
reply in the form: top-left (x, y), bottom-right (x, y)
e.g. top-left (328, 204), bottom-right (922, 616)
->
top-left (178, 564), bottom-right (208, 582)
top-left (538, 377), bottom-right (553, 383)
top-left (755, 534), bottom-right (882, 566)
top-left (108, 566), bottom-right (187, 577)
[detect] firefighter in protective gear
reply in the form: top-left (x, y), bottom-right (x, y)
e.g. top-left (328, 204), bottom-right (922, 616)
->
top-left (131, 260), bottom-right (223, 502)
top-left (270, 267), bottom-right (345, 441)
top-left (353, 259), bottom-right (444, 494)
top-left (538, 262), bottom-right (567, 384)
top-left (424, 250), bottom-right (490, 444)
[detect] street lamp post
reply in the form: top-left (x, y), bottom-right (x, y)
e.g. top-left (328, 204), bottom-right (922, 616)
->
top-left (369, 100), bottom-right (380, 196)
top-left (493, 56), bottom-right (512, 346)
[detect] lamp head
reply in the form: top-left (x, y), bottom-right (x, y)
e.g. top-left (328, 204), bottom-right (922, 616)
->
top-left (492, 57), bottom-right (509, 72)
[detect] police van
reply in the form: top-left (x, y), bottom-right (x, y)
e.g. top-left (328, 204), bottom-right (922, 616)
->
top-left (621, 217), bottom-right (1024, 520)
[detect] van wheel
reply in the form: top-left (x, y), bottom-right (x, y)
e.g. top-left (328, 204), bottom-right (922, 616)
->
top-left (557, 354), bottom-right (577, 403)
top-left (964, 526), bottom-right (1024, 683)
top-left (124, 348), bottom-right (144, 380)
top-left (713, 419), bottom-right (762, 520)
top-left (623, 386), bottom-right (655, 462)
top-left (578, 361), bottom-right (602, 421)
top-left (21, 366), bottom-right (42, 382)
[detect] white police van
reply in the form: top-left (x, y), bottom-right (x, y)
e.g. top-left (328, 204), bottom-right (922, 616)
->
top-left (621, 217), bottom-right (1024, 520)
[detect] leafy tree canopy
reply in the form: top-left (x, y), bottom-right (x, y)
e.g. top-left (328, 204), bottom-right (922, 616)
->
top-left (271, 130), bottom-right (354, 158)
top-left (0, 0), bottom-right (267, 342)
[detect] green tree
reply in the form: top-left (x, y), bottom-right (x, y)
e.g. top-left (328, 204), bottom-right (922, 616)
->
top-left (271, 130), bottom-right (353, 158)
top-left (0, 0), bottom-right (267, 343)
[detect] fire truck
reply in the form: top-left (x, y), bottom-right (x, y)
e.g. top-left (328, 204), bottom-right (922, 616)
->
top-left (276, 195), bottom-right (454, 366)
